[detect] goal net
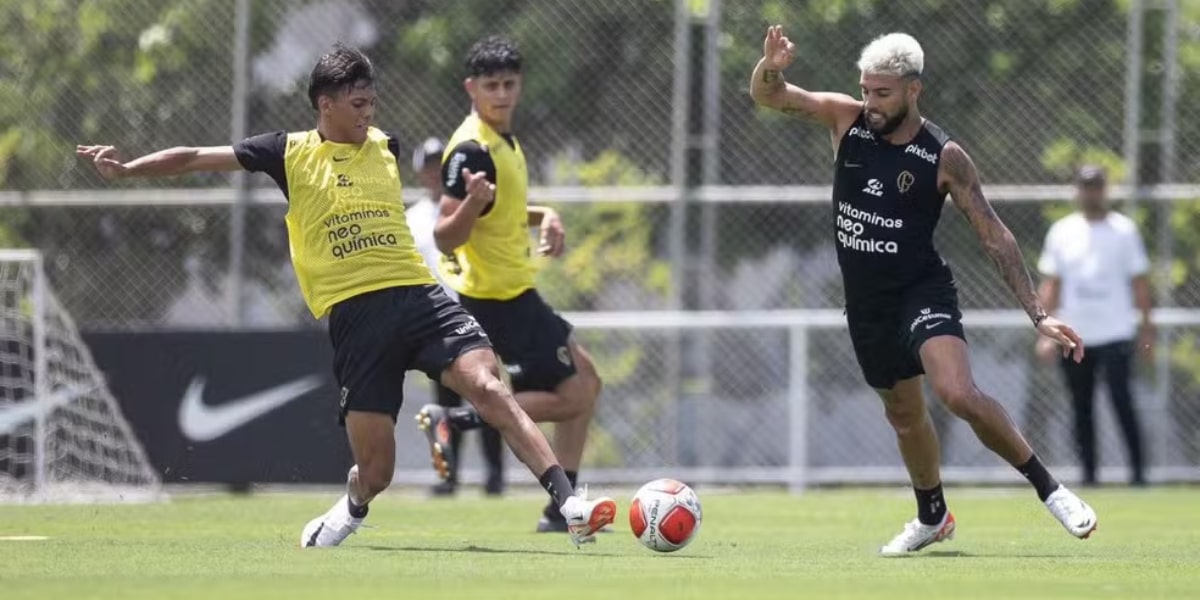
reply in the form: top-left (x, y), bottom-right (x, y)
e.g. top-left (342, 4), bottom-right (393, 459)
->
top-left (0, 250), bottom-right (160, 502)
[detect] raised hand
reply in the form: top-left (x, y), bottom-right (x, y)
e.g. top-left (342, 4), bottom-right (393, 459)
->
top-left (75, 145), bottom-right (128, 180)
top-left (762, 25), bottom-right (796, 71)
top-left (462, 168), bottom-right (495, 205)
top-left (1036, 316), bottom-right (1085, 363)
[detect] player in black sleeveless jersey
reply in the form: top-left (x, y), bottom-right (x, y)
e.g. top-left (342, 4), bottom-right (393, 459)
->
top-left (750, 27), bottom-right (1098, 554)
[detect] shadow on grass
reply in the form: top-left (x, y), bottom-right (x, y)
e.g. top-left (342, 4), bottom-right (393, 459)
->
top-left (364, 544), bottom-right (610, 557)
top-left (904, 550), bottom-right (1068, 559)
top-left (364, 544), bottom-right (713, 559)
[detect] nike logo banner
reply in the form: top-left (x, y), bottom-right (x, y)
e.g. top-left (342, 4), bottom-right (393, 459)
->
top-left (81, 330), bottom-right (352, 484)
top-left (178, 375), bottom-right (322, 442)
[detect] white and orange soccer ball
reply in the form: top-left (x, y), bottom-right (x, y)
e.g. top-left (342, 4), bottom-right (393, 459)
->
top-left (628, 478), bottom-right (702, 552)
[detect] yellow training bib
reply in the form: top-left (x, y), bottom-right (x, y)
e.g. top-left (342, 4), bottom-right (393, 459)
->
top-left (439, 114), bottom-right (536, 300)
top-left (283, 127), bottom-right (435, 318)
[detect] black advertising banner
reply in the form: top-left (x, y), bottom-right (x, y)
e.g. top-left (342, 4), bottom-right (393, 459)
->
top-left (83, 330), bottom-right (353, 484)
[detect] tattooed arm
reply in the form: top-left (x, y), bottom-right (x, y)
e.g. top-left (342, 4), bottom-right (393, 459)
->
top-left (940, 142), bottom-right (1041, 319)
top-left (749, 25), bottom-right (860, 133)
top-left (940, 141), bottom-right (1085, 360)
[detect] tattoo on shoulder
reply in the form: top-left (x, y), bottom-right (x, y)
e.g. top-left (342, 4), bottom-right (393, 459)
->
top-left (941, 143), bottom-right (972, 185)
top-left (762, 70), bottom-right (780, 83)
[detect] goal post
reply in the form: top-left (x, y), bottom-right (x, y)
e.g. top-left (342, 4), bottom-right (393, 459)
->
top-left (0, 249), bottom-right (160, 503)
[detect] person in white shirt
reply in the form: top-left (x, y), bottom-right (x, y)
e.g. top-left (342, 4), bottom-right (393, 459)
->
top-left (409, 137), bottom-right (505, 496)
top-left (1036, 165), bottom-right (1151, 486)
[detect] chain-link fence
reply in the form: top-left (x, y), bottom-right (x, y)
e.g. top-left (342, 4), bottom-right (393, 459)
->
top-left (3, 0), bottom-right (1200, 483)
top-left (4, 0), bottom-right (1197, 324)
top-left (396, 314), bottom-right (1200, 486)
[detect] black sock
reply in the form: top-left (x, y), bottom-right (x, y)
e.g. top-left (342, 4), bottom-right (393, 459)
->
top-left (1017, 454), bottom-right (1060, 502)
top-left (915, 483), bottom-right (947, 526)
top-left (447, 407), bottom-right (485, 431)
top-left (543, 470), bottom-right (581, 519)
top-left (346, 495), bottom-right (369, 519)
top-left (538, 464), bottom-right (575, 510)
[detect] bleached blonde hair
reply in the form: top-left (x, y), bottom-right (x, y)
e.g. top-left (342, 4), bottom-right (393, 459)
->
top-left (856, 33), bottom-right (924, 77)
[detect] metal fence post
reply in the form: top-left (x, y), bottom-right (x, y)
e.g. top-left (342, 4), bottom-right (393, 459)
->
top-left (227, 0), bottom-right (251, 327)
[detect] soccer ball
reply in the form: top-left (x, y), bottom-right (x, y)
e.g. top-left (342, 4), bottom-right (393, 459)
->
top-left (628, 478), bottom-right (702, 552)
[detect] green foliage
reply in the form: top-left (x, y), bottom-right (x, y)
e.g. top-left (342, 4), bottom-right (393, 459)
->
top-left (537, 150), bottom-right (669, 311)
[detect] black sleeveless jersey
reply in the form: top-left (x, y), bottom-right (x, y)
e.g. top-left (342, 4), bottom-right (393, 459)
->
top-left (831, 113), bottom-right (953, 303)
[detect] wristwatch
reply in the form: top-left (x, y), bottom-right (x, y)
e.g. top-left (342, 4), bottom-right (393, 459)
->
top-left (1032, 310), bottom-right (1049, 328)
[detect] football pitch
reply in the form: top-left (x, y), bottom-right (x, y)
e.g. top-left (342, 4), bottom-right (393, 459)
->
top-left (2, 486), bottom-right (1197, 599)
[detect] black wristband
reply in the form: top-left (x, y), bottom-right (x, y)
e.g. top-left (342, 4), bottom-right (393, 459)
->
top-left (1032, 312), bottom-right (1048, 328)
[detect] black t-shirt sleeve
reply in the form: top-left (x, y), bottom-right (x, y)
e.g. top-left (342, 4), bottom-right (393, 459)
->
top-left (233, 131), bottom-right (287, 193)
top-left (441, 141), bottom-right (496, 200)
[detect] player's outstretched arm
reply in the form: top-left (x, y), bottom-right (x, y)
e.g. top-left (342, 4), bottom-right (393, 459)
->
top-left (940, 142), bottom-right (1084, 361)
top-left (749, 25), bottom-right (860, 133)
top-left (76, 145), bottom-right (241, 180)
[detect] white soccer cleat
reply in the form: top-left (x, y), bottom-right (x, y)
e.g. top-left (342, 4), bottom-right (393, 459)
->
top-left (560, 485), bottom-right (617, 548)
top-left (300, 494), bottom-right (364, 548)
top-left (301, 466), bottom-right (366, 548)
top-left (879, 511), bottom-right (956, 556)
top-left (1044, 485), bottom-right (1098, 539)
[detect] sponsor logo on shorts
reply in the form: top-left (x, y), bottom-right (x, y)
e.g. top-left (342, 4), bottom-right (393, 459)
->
top-left (339, 386), bottom-right (349, 409)
top-left (910, 306), bottom-right (954, 332)
top-left (556, 346), bottom-right (572, 367)
top-left (452, 316), bottom-right (486, 337)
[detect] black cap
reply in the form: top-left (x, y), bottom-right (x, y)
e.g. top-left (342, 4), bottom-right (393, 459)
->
top-left (1075, 165), bottom-right (1107, 185)
top-left (412, 137), bottom-right (445, 172)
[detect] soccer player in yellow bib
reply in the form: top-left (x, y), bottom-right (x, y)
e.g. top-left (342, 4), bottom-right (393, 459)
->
top-left (416, 37), bottom-right (605, 533)
top-left (76, 44), bottom-right (615, 548)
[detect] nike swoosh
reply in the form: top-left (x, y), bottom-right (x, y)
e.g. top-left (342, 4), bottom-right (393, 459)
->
top-left (332, 156), bottom-right (350, 162)
top-left (925, 321), bottom-right (946, 330)
top-left (178, 375), bottom-right (323, 442)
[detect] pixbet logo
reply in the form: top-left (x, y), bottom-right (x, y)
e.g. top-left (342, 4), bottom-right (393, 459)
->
top-left (905, 144), bottom-right (938, 165)
top-left (848, 127), bottom-right (874, 141)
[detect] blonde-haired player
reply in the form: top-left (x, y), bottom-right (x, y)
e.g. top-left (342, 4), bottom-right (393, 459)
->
top-left (749, 28), bottom-right (1097, 554)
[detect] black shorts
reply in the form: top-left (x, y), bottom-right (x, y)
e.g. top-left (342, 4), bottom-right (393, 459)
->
top-left (845, 279), bottom-right (965, 390)
top-left (459, 289), bottom-right (576, 393)
top-left (328, 285), bottom-right (492, 424)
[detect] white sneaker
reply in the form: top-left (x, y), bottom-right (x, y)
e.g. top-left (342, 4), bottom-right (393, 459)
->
top-left (559, 485), bottom-right (617, 548)
top-left (300, 494), bottom-right (365, 548)
top-left (1044, 486), bottom-right (1098, 539)
top-left (300, 466), bottom-right (366, 548)
top-left (879, 511), bottom-right (956, 556)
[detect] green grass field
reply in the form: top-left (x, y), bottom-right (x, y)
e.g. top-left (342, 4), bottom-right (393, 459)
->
top-left (2, 486), bottom-right (1198, 599)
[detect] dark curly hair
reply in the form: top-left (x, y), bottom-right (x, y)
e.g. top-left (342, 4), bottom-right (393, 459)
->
top-left (465, 36), bottom-right (523, 77)
top-left (307, 43), bottom-right (375, 109)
